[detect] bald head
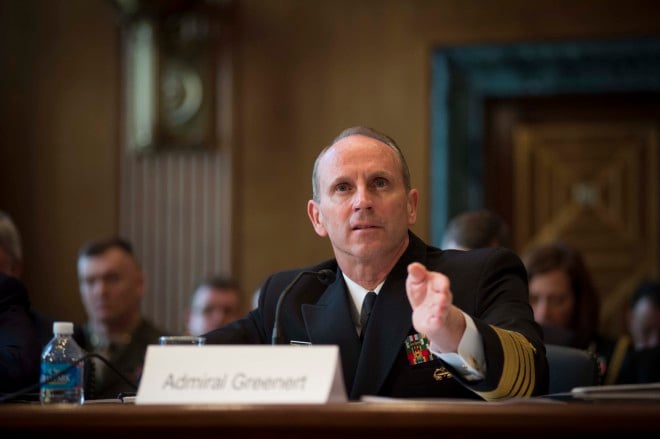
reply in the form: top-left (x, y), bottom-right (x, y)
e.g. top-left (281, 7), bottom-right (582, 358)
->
top-left (312, 126), bottom-right (411, 202)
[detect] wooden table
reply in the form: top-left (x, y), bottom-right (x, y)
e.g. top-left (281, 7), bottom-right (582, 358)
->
top-left (1, 398), bottom-right (659, 438)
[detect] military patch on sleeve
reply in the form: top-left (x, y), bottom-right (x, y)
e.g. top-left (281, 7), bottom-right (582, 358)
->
top-left (404, 333), bottom-right (435, 366)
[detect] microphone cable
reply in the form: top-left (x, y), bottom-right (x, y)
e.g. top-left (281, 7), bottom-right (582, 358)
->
top-left (271, 268), bottom-right (336, 345)
top-left (0, 352), bottom-right (138, 403)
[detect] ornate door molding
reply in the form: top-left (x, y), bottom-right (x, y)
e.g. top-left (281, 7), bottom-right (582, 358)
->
top-left (514, 122), bottom-right (659, 337)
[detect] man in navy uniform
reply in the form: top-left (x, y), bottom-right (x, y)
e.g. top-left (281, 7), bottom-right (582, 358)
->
top-left (206, 126), bottom-right (547, 400)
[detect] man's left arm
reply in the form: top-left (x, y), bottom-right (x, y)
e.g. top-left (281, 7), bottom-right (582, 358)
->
top-left (407, 249), bottom-right (548, 399)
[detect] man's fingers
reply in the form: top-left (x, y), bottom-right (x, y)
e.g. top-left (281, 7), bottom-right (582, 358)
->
top-left (407, 262), bottom-right (427, 284)
top-left (430, 272), bottom-right (450, 295)
top-left (406, 262), bottom-right (427, 307)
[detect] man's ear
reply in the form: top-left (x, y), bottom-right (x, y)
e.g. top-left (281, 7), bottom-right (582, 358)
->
top-left (135, 270), bottom-right (146, 299)
top-left (407, 189), bottom-right (419, 225)
top-left (307, 199), bottom-right (328, 237)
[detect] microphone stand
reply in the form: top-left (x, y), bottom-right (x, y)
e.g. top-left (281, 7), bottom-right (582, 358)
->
top-left (271, 269), bottom-right (336, 345)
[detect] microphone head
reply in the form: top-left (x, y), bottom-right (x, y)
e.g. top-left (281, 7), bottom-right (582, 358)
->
top-left (316, 269), bottom-right (336, 286)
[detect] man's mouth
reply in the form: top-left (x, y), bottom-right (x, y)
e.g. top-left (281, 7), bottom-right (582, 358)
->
top-left (352, 224), bottom-right (379, 230)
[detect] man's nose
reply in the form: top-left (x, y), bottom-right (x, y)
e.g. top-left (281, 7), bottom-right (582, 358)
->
top-left (352, 185), bottom-right (374, 210)
top-left (91, 281), bottom-right (107, 296)
top-left (534, 302), bottom-right (549, 324)
top-left (208, 310), bottom-right (227, 325)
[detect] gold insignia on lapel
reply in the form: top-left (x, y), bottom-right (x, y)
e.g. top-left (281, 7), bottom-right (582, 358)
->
top-left (433, 367), bottom-right (452, 381)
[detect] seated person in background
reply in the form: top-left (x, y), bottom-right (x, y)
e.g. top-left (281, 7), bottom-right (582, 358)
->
top-left (0, 209), bottom-right (84, 350)
top-left (205, 126), bottom-right (547, 400)
top-left (251, 287), bottom-right (261, 310)
top-left (186, 275), bottom-right (243, 336)
top-left (441, 209), bottom-right (511, 251)
top-left (0, 210), bottom-right (23, 279)
top-left (77, 236), bottom-right (170, 399)
top-left (0, 273), bottom-right (40, 394)
top-left (522, 241), bottom-right (615, 378)
top-left (606, 280), bottom-right (660, 384)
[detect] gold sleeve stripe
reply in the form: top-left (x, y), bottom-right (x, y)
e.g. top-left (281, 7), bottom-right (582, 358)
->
top-left (476, 326), bottom-right (537, 400)
top-left (604, 335), bottom-right (630, 385)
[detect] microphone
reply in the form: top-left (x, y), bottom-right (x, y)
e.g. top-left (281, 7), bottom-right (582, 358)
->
top-left (271, 269), bottom-right (336, 345)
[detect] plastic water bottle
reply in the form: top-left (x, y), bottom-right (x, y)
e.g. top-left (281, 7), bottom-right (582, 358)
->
top-left (40, 321), bottom-right (85, 404)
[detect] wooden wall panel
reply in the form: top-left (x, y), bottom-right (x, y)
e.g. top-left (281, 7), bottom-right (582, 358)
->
top-left (120, 151), bottom-right (232, 334)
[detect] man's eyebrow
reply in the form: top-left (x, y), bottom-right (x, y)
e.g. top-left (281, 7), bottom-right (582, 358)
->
top-left (371, 171), bottom-right (392, 179)
top-left (327, 175), bottom-right (352, 186)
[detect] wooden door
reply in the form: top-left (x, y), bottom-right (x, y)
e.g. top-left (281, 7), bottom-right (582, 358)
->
top-left (485, 94), bottom-right (660, 339)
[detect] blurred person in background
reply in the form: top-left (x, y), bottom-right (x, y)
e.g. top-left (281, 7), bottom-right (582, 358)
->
top-left (0, 211), bottom-right (40, 394)
top-left (186, 275), bottom-right (243, 336)
top-left (0, 209), bottom-right (83, 352)
top-left (77, 236), bottom-right (169, 399)
top-left (606, 280), bottom-right (660, 384)
top-left (0, 272), bottom-right (40, 395)
top-left (522, 241), bottom-right (615, 378)
top-left (0, 210), bottom-right (23, 279)
top-left (442, 209), bottom-right (511, 251)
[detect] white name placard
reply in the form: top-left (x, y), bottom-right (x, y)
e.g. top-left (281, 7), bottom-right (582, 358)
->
top-left (135, 345), bottom-right (347, 404)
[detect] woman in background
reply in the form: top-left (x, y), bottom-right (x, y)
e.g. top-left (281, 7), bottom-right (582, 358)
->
top-left (522, 241), bottom-right (614, 379)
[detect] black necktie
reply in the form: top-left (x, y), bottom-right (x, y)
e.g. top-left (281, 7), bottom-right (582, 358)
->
top-left (360, 292), bottom-right (377, 340)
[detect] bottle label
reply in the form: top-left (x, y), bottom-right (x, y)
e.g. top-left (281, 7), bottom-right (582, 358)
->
top-left (41, 362), bottom-right (82, 390)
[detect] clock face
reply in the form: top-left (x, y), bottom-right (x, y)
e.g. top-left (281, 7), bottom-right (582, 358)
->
top-left (123, 12), bottom-right (222, 152)
top-left (161, 60), bottom-right (203, 129)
